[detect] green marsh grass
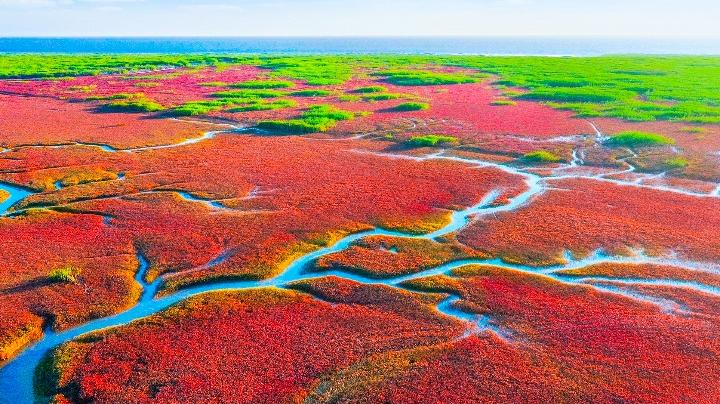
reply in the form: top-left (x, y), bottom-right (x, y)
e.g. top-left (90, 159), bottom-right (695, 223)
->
top-left (521, 150), bottom-right (562, 164)
top-left (377, 70), bottom-right (477, 86)
top-left (48, 266), bottom-right (78, 284)
top-left (606, 131), bottom-right (675, 148)
top-left (391, 102), bottom-right (430, 111)
top-left (351, 86), bottom-right (388, 93)
top-left (405, 135), bottom-right (458, 147)
top-left (289, 89), bottom-right (331, 97)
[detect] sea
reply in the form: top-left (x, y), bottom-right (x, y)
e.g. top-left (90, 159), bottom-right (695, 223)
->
top-left (0, 37), bottom-right (719, 55)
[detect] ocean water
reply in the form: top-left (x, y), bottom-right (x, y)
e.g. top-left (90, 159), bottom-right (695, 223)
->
top-left (0, 37), bottom-right (718, 55)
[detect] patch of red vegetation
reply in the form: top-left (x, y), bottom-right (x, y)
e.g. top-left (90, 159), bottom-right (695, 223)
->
top-left (44, 284), bottom-right (461, 402)
top-left (557, 262), bottom-right (720, 288)
top-left (307, 334), bottom-right (579, 403)
top-left (458, 177), bottom-right (720, 265)
top-left (594, 282), bottom-right (720, 318)
top-left (383, 265), bottom-right (720, 402)
top-left (0, 211), bottom-right (138, 361)
top-left (0, 94), bottom-right (217, 149)
top-left (642, 175), bottom-right (719, 194)
top-left (314, 235), bottom-right (486, 278)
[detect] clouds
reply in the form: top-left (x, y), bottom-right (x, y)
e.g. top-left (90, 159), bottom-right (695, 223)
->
top-left (0, 0), bottom-right (718, 37)
top-left (0, 0), bottom-right (71, 7)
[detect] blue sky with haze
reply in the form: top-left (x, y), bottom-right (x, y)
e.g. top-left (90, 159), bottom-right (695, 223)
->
top-left (1, 0), bottom-right (718, 37)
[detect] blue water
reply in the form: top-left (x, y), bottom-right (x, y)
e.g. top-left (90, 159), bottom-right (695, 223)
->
top-left (0, 183), bottom-right (32, 216)
top-left (1, 37), bottom-right (719, 55)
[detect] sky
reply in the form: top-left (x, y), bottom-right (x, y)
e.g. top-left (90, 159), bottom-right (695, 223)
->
top-left (0, 0), bottom-right (719, 37)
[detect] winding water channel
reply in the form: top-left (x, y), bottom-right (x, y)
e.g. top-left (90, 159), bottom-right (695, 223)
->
top-left (1, 131), bottom-right (720, 403)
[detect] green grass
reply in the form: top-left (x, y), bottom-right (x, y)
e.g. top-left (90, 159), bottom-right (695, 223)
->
top-left (66, 85), bottom-right (95, 93)
top-left (230, 79), bottom-right (295, 89)
top-left (405, 135), bottom-right (458, 147)
top-left (391, 102), bottom-right (430, 111)
top-left (85, 92), bottom-right (140, 101)
top-left (228, 99), bottom-right (297, 112)
top-left (99, 94), bottom-right (164, 113)
top-left (257, 104), bottom-right (355, 133)
top-left (48, 266), bottom-right (78, 284)
top-left (170, 100), bottom-right (233, 116)
top-left (289, 89), bottom-right (331, 97)
top-left (450, 55), bottom-right (720, 123)
top-left (681, 126), bottom-right (707, 134)
top-left (377, 70), bottom-right (478, 86)
top-left (258, 56), bottom-right (357, 85)
top-left (521, 150), bottom-right (562, 164)
top-left (517, 87), bottom-right (631, 103)
top-left (605, 131), bottom-right (675, 148)
top-left (363, 93), bottom-right (405, 101)
top-left (302, 104), bottom-right (355, 121)
top-left (490, 100), bottom-right (517, 106)
top-left (351, 86), bottom-right (388, 93)
top-left (257, 118), bottom-right (337, 134)
top-left (0, 54), bottom-right (256, 79)
top-left (665, 157), bottom-right (689, 169)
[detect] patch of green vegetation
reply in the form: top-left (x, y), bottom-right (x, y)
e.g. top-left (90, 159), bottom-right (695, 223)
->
top-left (170, 100), bottom-right (233, 116)
top-left (289, 89), bottom-right (331, 97)
top-left (199, 81), bottom-right (228, 87)
top-left (377, 70), bottom-right (478, 86)
top-left (257, 104), bottom-right (355, 134)
top-left (502, 89), bottom-right (524, 97)
top-left (351, 85), bottom-right (388, 93)
top-left (257, 118), bottom-right (336, 134)
top-left (363, 93), bottom-right (405, 101)
top-left (681, 126), bottom-right (707, 134)
top-left (258, 56), bottom-right (357, 85)
top-left (302, 104), bottom-right (355, 121)
top-left (99, 94), bottom-right (164, 113)
top-left (605, 131), bottom-right (675, 148)
top-left (228, 99), bottom-right (297, 112)
top-left (230, 79), bottom-right (295, 89)
top-left (664, 157), bottom-right (689, 169)
top-left (521, 150), bottom-right (562, 164)
top-left (0, 54), bottom-right (257, 79)
top-left (48, 266), bottom-right (79, 284)
top-left (491, 100), bottom-right (517, 106)
top-left (450, 55), bottom-right (720, 123)
top-left (391, 102), bottom-right (430, 111)
top-left (405, 135), bottom-right (458, 147)
top-left (85, 92), bottom-right (138, 101)
top-left (518, 87), bottom-right (632, 103)
top-left (66, 85), bottom-right (95, 93)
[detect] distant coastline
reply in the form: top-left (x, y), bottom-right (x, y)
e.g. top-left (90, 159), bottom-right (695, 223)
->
top-left (1, 36), bottom-right (719, 55)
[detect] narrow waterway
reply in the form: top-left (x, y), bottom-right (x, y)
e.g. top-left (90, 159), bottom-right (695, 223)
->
top-left (0, 182), bottom-right (32, 217)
